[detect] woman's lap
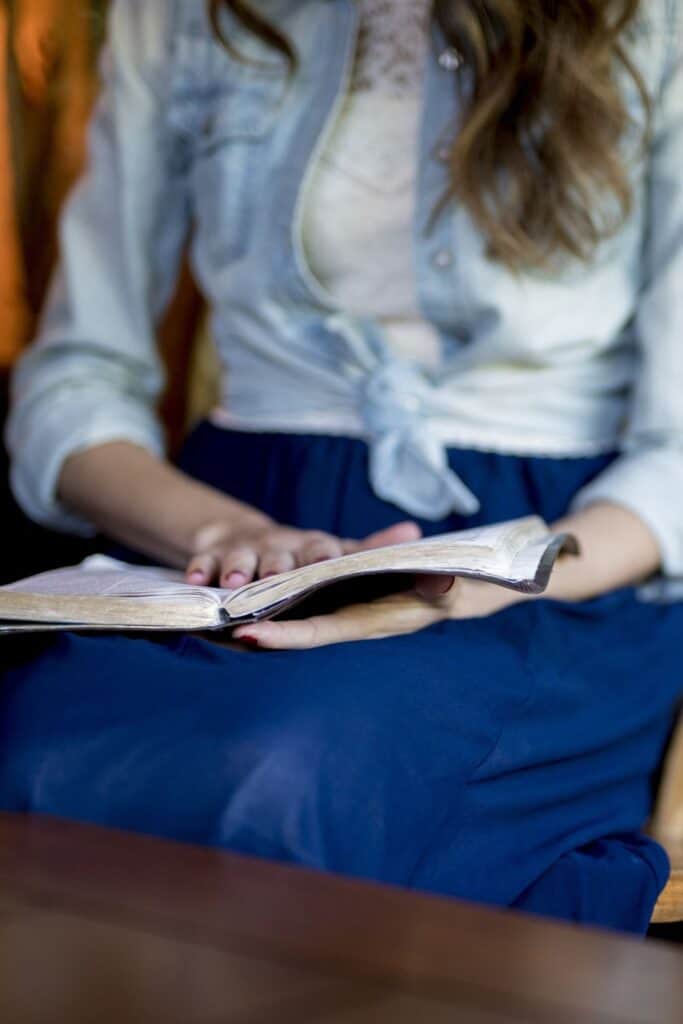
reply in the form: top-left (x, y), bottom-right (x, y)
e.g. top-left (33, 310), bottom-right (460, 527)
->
top-left (0, 620), bottom-right (529, 871)
top-left (0, 587), bottom-right (680, 932)
top-left (2, 426), bottom-right (682, 932)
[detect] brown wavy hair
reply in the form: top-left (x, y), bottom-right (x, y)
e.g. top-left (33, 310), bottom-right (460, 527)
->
top-left (209, 0), bottom-right (649, 272)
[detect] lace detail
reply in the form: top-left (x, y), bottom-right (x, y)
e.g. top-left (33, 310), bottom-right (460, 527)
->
top-left (302, 0), bottom-right (441, 372)
top-left (352, 0), bottom-right (432, 95)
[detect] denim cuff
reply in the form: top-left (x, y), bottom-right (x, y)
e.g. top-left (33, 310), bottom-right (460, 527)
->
top-left (570, 447), bottom-right (683, 578)
top-left (8, 392), bottom-right (165, 536)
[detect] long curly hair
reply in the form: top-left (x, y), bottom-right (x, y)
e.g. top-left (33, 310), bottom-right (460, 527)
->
top-left (208, 0), bottom-right (649, 272)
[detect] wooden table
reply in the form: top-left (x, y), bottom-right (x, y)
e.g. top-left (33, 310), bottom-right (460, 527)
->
top-left (0, 814), bottom-right (681, 1023)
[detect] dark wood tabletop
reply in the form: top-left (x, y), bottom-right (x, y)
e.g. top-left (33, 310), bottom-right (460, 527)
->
top-left (0, 813), bottom-right (681, 1023)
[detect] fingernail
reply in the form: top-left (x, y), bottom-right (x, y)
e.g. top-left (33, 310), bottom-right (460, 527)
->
top-left (419, 578), bottom-right (454, 598)
top-left (188, 570), bottom-right (206, 583)
top-left (235, 632), bottom-right (260, 648)
top-left (224, 572), bottom-right (248, 590)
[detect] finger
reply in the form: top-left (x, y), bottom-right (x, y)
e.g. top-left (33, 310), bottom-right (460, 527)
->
top-left (257, 547), bottom-right (297, 578)
top-left (219, 547), bottom-right (259, 589)
top-left (235, 614), bottom-right (350, 650)
top-left (415, 574), bottom-right (456, 601)
top-left (186, 553), bottom-right (221, 586)
top-left (296, 535), bottom-right (346, 567)
top-left (352, 521), bottom-right (422, 553)
top-left (233, 593), bottom-right (442, 650)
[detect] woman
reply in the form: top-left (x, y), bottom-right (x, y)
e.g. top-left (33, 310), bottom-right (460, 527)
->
top-left (2, 0), bottom-right (682, 932)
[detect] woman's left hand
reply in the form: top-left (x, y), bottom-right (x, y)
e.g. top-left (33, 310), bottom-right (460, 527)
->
top-left (229, 502), bottom-right (665, 650)
top-left (231, 576), bottom-right (530, 650)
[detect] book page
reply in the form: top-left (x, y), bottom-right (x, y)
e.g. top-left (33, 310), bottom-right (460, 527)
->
top-left (2, 557), bottom-right (196, 599)
top-left (0, 557), bottom-right (222, 630)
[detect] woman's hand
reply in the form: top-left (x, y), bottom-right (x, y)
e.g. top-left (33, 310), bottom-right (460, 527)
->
top-left (229, 501), bottom-right (663, 651)
top-left (231, 576), bottom-right (530, 650)
top-left (59, 442), bottom-right (422, 583)
top-left (186, 519), bottom-right (424, 589)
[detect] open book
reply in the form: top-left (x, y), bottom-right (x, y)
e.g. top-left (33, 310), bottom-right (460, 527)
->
top-left (0, 516), bottom-right (577, 635)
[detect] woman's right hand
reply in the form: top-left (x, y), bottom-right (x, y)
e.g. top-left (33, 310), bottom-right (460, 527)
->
top-left (186, 518), bottom-right (422, 589)
top-left (59, 441), bottom-right (421, 590)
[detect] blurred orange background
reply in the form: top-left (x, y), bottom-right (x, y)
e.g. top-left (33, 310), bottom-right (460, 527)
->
top-left (1, 0), bottom-right (206, 447)
top-left (1, 0), bottom-right (105, 367)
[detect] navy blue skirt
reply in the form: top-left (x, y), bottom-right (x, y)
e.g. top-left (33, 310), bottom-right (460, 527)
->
top-left (1, 422), bottom-right (682, 934)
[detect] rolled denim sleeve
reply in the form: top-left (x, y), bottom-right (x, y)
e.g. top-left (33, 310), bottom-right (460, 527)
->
top-left (5, 0), bottom-right (190, 535)
top-left (571, 20), bottom-right (683, 577)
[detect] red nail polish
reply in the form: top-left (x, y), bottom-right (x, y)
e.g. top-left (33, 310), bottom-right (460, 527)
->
top-left (238, 634), bottom-right (261, 648)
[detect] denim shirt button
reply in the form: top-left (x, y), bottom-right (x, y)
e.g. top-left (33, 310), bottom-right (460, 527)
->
top-left (438, 47), bottom-right (464, 72)
top-left (362, 362), bottom-right (429, 436)
top-left (398, 393), bottom-right (421, 413)
top-left (432, 249), bottom-right (453, 270)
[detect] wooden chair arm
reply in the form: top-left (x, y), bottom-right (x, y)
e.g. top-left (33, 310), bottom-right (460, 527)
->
top-left (651, 711), bottom-right (683, 924)
top-left (651, 712), bottom-right (683, 850)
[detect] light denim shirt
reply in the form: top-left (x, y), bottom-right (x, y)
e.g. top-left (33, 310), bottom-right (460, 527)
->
top-left (7, 0), bottom-right (683, 577)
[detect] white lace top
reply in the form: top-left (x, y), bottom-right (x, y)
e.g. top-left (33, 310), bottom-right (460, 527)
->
top-left (302, 0), bottom-right (442, 370)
